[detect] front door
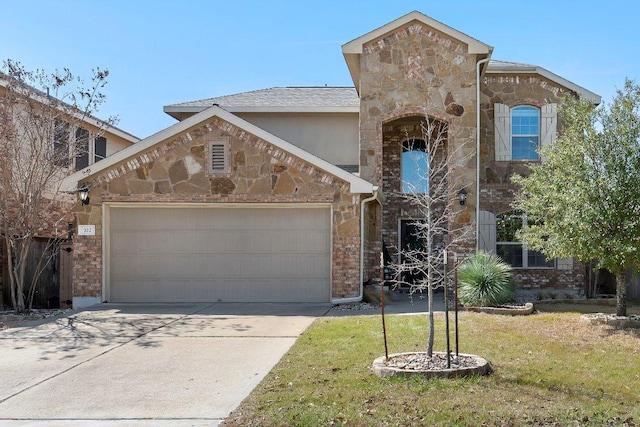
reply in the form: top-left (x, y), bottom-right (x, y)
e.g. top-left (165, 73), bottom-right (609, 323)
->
top-left (400, 220), bottom-right (426, 286)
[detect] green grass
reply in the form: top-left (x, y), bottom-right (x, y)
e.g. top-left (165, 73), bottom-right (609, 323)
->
top-left (222, 303), bottom-right (640, 426)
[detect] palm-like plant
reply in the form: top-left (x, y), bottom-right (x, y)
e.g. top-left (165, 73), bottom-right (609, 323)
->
top-left (457, 251), bottom-right (514, 307)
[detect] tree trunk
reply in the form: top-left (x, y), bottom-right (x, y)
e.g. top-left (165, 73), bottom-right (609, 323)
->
top-left (615, 271), bottom-right (627, 317)
top-left (427, 279), bottom-right (434, 357)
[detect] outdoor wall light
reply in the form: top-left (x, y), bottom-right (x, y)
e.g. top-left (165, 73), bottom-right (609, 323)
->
top-left (458, 188), bottom-right (467, 206)
top-left (78, 185), bottom-right (90, 205)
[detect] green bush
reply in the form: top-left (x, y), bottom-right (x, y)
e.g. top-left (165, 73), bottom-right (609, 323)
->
top-left (457, 251), bottom-right (515, 307)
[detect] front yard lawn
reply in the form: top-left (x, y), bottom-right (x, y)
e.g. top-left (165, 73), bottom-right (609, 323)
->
top-left (222, 302), bottom-right (640, 426)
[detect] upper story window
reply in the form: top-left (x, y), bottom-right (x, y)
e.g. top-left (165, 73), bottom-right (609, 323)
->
top-left (511, 106), bottom-right (539, 160)
top-left (52, 120), bottom-right (110, 171)
top-left (495, 103), bottom-right (557, 162)
top-left (496, 210), bottom-right (555, 269)
top-left (401, 138), bottom-right (428, 193)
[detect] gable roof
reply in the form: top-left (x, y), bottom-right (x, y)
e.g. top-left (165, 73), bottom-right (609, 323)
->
top-left (164, 87), bottom-right (359, 119)
top-left (61, 105), bottom-right (377, 195)
top-left (0, 72), bottom-right (140, 144)
top-left (486, 60), bottom-right (601, 104)
top-left (342, 10), bottom-right (493, 92)
top-left (163, 59), bottom-right (601, 115)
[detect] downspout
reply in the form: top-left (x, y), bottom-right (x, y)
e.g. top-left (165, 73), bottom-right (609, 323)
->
top-left (476, 57), bottom-right (491, 251)
top-left (331, 187), bottom-right (380, 304)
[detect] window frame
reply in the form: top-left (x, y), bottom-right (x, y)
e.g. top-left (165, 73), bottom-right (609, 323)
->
top-left (400, 138), bottom-right (429, 194)
top-left (51, 121), bottom-right (108, 170)
top-left (510, 106), bottom-right (540, 161)
top-left (496, 210), bottom-right (556, 269)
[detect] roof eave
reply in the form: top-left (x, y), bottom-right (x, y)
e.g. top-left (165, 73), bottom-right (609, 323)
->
top-left (63, 105), bottom-right (376, 195)
top-left (486, 66), bottom-right (601, 104)
top-left (164, 105), bottom-right (360, 114)
top-left (0, 74), bottom-right (140, 144)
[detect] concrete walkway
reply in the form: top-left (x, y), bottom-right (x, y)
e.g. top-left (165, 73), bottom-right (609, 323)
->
top-left (0, 303), bottom-right (331, 426)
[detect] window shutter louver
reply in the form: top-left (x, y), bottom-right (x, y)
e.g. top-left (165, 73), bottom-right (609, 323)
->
top-left (494, 103), bottom-right (510, 161)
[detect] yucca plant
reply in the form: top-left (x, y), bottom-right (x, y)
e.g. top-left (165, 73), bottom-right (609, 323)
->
top-left (457, 251), bottom-right (515, 307)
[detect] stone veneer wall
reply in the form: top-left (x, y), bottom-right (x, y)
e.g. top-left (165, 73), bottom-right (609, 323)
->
top-left (358, 21), bottom-right (479, 259)
top-left (72, 115), bottom-right (366, 302)
top-left (479, 74), bottom-right (584, 291)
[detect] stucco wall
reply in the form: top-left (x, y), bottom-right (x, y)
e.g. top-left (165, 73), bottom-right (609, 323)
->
top-left (236, 112), bottom-right (359, 167)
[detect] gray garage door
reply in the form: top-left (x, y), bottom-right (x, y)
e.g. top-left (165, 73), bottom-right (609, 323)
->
top-left (108, 205), bottom-right (331, 302)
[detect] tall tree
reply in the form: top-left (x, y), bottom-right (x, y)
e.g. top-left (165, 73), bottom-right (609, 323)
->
top-left (513, 79), bottom-right (640, 316)
top-left (388, 116), bottom-right (473, 356)
top-left (0, 60), bottom-right (113, 312)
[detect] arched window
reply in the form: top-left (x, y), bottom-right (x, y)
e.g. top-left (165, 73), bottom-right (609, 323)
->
top-left (496, 210), bottom-right (554, 268)
top-left (401, 138), bottom-right (428, 193)
top-left (511, 106), bottom-right (540, 160)
top-left (495, 103), bottom-right (556, 161)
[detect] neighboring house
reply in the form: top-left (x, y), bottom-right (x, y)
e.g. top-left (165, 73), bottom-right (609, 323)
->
top-left (61, 11), bottom-right (601, 308)
top-left (0, 73), bottom-right (140, 308)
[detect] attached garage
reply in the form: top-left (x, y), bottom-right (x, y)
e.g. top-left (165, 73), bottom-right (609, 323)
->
top-left (106, 204), bottom-right (331, 303)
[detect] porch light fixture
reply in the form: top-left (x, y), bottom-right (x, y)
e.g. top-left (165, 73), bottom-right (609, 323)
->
top-left (78, 185), bottom-right (90, 205)
top-left (458, 188), bottom-right (468, 206)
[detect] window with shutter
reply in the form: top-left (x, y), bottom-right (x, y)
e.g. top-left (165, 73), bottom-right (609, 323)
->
top-left (496, 210), bottom-right (555, 269)
top-left (494, 103), bottom-right (557, 161)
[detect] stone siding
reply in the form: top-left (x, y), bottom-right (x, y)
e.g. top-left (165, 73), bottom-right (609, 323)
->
top-left (479, 74), bottom-right (583, 291)
top-left (358, 20), bottom-right (479, 266)
top-left (479, 74), bottom-right (570, 185)
top-left (73, 115), bottom-right (365, 301)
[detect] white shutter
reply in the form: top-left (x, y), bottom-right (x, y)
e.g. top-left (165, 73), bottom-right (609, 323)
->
top-left (557, 258), bottom-right (573, 270)
top-left (540, 103), bottom-right (557, 161)
top-left (494, 103), bottom-right (511, 161)
top-left (478, 210), bottom-right (496, 253)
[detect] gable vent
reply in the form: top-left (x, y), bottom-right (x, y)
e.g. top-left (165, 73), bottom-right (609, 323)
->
top-left (208, 137), bottom-right (229, 174)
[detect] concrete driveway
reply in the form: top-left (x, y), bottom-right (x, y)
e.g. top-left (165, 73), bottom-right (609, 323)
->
top-left (0, 303), bottom-right (331, 426)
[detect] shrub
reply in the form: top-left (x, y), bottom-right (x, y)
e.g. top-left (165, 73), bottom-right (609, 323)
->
top-left (457, 251), bottom-right (515, 307)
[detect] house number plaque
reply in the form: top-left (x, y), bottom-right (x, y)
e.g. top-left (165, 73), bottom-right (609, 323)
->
top-left (78, 225), bottom-right (96, 236)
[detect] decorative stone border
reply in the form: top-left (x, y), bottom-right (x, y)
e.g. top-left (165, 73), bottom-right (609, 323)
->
top-left (462, 302), bottom-right (534, 316)
top-left (372, 352), bottom-right (491, 380)
top-left (580, 313), bottom-right (640, 329)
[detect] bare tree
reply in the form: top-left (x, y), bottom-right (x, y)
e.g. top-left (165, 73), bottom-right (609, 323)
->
top-left (0, 60), bottom-right (113, 312)
top-left (387, 116), bottom-right (474, 356)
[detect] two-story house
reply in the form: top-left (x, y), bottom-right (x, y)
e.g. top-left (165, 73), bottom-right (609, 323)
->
top-left (0, 72), bottom-right (140, 308)
top-left (60, 11), bottom-right (600, 307)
